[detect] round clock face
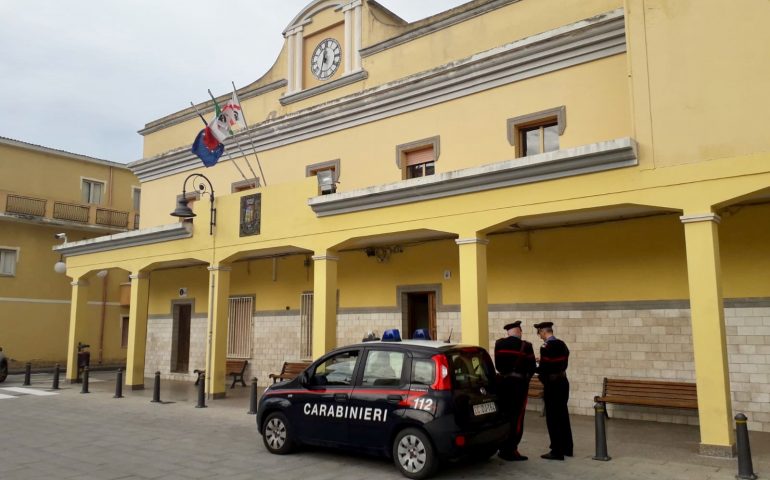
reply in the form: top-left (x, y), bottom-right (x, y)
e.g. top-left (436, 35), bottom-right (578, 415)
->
top-left (310, 38), bottom-right (341, 81)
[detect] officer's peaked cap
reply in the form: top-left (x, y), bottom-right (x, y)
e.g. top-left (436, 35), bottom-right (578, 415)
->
top-left (503, 321), bottom-right (522, 330)
top-left (533, 321), bottom-right (554, 330)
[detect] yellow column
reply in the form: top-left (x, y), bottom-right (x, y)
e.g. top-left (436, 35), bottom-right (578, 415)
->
top-left (455, 237), bottom-right (489, 349)
top-left (312, 253), bottom-right (338, 359)
top-left (125, 272), bottom-right (150, 389)
top-left (206, 265), bottom-right (231, 399)
top-left (65, 278), bottom-right (89, 382)
top-left (680, 213), bottom-right (735, 456)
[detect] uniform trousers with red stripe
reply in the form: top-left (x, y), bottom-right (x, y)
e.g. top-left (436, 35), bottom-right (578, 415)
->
top-left (498, 376), bottom-right (530, 455)
top-left (542, 377), bottom-right (573, 456)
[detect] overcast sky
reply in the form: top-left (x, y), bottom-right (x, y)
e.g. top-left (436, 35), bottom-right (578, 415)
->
top-left (0, 1), bottom-right (468, 164)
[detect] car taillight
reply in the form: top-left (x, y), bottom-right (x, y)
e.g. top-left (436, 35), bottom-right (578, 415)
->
top-left (431, 354), bottom-right (452, 391)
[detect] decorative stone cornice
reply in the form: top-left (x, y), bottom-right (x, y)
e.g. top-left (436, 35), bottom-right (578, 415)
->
top-left (309, 137), bottom-right (638, 217)
top-left (130, 9), bottom-right (626, 183)
top-left (54, 223), bottom-right (193, 257)
top-left (311, 255), bottom-right (340, 262)
top-left (137, 80), bottom-right (288, 136)
top-left (128, 273), bottom-right (149, 280)
top-left (280, 70), bottom-right (368, 106)
top-left (360, 0), bottom-right (521, 58)
top-left (679, 213), bottom-right (721, 224)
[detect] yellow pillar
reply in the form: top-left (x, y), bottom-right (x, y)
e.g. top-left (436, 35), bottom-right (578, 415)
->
top-left (206, 265), bottom-right (231, 399)
top-left (455, 237), bottom-right (489, 349)
top-left (125, 272), bottom-right (150, 388)
top-left (680, 213), bottom-right (735, 456)
top-left (65, 277), bottom-right (89, 382)
top-left (312, 252), bottom-right (338, 358)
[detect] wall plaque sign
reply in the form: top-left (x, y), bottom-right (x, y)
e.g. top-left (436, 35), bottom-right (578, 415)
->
top-left (240, 193), bottom-right (261, 237)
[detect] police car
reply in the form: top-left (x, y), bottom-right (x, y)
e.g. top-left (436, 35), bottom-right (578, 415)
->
top-left (256, 329), bottom-right (508, 479)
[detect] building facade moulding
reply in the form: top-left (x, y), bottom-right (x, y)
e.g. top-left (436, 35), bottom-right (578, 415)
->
top-left (128, 273), bottom-right (149, 280)
top-left (130, 9), bottom-right (626, 183)
top-left (309, 137), bottom-right (638, 217)
top-left (53, 222), bottom-right (193, 257)
top-left (455, 238), bottom-right (490, 246)
top-left (679, 213), bottom-right (722, 224)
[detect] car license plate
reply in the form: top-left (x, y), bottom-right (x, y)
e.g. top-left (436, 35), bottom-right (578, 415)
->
top-left (473, 402), bottom-right (496, 416)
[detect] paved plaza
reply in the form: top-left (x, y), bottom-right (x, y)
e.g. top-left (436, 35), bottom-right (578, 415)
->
top-left (1, 371), bottom-right (767, 480)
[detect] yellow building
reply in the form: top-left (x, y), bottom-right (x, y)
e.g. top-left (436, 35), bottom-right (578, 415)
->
top-left (57, 0), bottom-right (770, 456)
top-left (0, 136), bottom-right (139, 368)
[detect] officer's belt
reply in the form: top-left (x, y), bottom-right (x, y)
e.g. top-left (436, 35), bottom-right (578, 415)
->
top-left (502, 372), bottom-right (527, 379)
top-left (541, 372), bottom-right (567, 382)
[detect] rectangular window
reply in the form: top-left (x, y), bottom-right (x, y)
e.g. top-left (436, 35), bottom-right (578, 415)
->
top-left (520, 121), bottom-right (559, 157)
top-left (397, 136), bottom-right (440, 180)
top-left (227, 296), bottom-right (253, 358)
top-left (82, 179), bottom-right (104, 204)
top-left (362, 350), bottom-right (405, 387)
top-left (0, 249), bottom-right (17, 276)
top-left (120, 316), bottom-right (130, 348)
top-left (132, 188), bottom-right (141, 211)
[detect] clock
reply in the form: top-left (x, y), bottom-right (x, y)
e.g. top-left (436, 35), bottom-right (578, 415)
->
top-left (310, 38), bottom-right (341, 81)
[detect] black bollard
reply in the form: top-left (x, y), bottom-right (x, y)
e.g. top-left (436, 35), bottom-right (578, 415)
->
top-left (114, 368), bottom-right (124, 399)
top-left (592, 403), bottom-right (611, 461)
top-left (735, 413), bottom-right (757, 480)
top-left (247, 377), bottom-right (258, 415)
top-left (81, 367), bottom-right (90, 394)
top-left (52, 364), bottom-right (60, 390)
top-left (196, 373), bottom-right (207, 408)
top-left (151, 371), bottom-right (161, 403)
top-left (23, 362), bottom-right (32, 386)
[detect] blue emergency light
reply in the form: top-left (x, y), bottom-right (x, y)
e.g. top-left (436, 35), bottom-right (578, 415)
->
top-left (412, 328), bottom-right (432, 340)
top-left (382, 329), bottom-right (402, 341)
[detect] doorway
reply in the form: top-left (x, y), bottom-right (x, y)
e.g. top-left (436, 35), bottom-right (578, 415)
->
top-left (172, 303), bottom-right (192, 373)
top-left (405, 292), bottom-right (436, 340)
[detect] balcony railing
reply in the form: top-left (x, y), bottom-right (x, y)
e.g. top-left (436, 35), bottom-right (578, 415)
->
top-left (54, 201), bottom-right (90, 223)
top-left (1, 191), bottom-right (137, 231)
top-left (5, 194), bottom-right (46, 217)
top-left (96, 208), bottom-right (129, 228)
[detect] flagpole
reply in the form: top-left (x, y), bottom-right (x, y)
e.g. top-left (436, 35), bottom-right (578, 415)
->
top-left (210, 89), bottom-right (261, 186)
top-left (195, 98), bottom-right (248, 181)
top-left (232, 81), bottom-right (268, 186)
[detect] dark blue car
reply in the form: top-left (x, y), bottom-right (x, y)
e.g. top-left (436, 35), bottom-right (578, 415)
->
top-left (256, 332), bottom-right (508, 479)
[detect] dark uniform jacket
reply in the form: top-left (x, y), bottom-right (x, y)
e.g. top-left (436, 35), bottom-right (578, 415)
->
top-left (494, 336), bottom-right (536, 379)
top-left (536, 337), bottom-right (569, 380)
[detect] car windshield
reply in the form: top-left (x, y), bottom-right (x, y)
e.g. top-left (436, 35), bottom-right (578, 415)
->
top-left (447, 348), bottom-right (495, 389)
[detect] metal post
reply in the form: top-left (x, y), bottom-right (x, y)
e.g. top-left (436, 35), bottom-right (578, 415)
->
top-left (735, 413), bottom-right (757, 480)
top-left (52, 364), bottom-right (60, 390)
top-left (151, 371), bottom-right (161, 403)
top-left (247, 377), bottom-right (258, 415)
top-left (114, 368), bottom-right (124, 399)
top-left (81, 366), bottom-right (89, 394)
top-left (592, 403), bottom-right (611, 461)
top-left (196, 373), bottom-right (207, 408)
top-left (23, 362), bottom-right (31, 385)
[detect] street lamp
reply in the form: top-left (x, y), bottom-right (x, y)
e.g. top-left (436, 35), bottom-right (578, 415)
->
top-left (170, 173), bottom-right (216, 235)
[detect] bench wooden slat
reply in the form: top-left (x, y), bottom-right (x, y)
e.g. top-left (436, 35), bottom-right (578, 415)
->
top-left (269, 360), bottom-right (312, 384)
top-left (595, 377), bottom-right (698, 412)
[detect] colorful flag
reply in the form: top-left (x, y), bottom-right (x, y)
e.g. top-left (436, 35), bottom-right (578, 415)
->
top-left (191, 127), bottom-right (224, 167)
top-left (222, 91), bottom-right (247, 132)
top-left (208, 97), bottom-right (231, 144)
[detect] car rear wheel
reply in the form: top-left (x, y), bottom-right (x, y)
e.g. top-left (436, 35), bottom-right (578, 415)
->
top-left (262, 412), bottom-right (294, 454)
top-left (0, 361), bottom-right (7, 383)
top-left (393, 428), bottom-right (438, 480)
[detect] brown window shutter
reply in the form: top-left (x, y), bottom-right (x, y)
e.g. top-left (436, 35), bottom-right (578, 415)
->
top-left (404, 146), bottom-right (434, 167)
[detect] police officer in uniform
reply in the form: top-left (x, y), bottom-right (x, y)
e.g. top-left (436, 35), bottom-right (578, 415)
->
top-left (494, 321), bottom-right (536, 461)
top-left (534, 321), bottom-right (573, 460)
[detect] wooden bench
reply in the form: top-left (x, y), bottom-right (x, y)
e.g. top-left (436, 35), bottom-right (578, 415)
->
top-left (227, 359), bottom-right (248, 388)
top-left (269, 360), bottom-right (312, 384)
top-left (192, 359), bottom-right (249, 389)
top-left (528, 377), bottom-right (545, 416)
top-left (594, 378), bottom-right (698, 417)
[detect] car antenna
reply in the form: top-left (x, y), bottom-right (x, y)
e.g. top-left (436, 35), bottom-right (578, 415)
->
top-left (445, 328), bottom-right (453, 343)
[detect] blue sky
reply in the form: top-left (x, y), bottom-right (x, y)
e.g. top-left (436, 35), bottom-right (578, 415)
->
top-left (0, 1), bottom-right (467, 163)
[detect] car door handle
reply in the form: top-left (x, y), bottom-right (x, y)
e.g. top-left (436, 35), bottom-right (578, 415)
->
top-left (334, 393), bottom-right (348, 402)
top-left (387, 394), bottom-right (403, 403)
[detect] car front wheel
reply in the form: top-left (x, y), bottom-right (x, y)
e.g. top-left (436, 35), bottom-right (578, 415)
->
top-left (393, 428), bottom-right (438, 480)
top-left (262, 412), bottom-right (295, 454)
